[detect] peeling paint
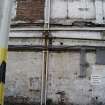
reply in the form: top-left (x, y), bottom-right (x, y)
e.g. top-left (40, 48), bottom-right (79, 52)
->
top-left (4, 0), bottom-right (105, 104)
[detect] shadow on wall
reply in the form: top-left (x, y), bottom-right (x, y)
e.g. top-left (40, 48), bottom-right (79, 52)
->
top-left (4, 96), bottom-right (105, 105)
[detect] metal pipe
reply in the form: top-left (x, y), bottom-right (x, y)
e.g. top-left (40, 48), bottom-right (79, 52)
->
top-left (41, 37), bottom-right (49, 105)
top-left (0, 0), bottom-right (13, 105)
top-left (44, 41), bottom-right (49, 105)
top-left (41, 0), bottom-right (51, 104)
top-left (41, 50), bottom-right (45, 105)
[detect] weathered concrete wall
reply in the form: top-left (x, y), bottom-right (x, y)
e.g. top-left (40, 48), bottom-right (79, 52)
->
top-left (6, 52), bottom-right (43, 103)
top-left (6, 49), bottom-right (105, 104)
top-left (5, 0), bottom-right (105, 104)
top-left (4, 29), bottom-right (105, 104)
top-left (50, 0), bottom-right (105, 25)
top-left (11, 0), bottom-right (105, 25)
top-left (51, 0), bottom-right (96, 19)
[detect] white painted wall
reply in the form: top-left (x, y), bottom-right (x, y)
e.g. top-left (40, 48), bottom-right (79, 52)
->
top-left (11, 0), bottom-right (105, 24)
top-left (6, 52), bottom-right (43, 102)
top-left (50, 0), bottom-right (105, 24)
top-left (6, 49), bottom-right (105, 104)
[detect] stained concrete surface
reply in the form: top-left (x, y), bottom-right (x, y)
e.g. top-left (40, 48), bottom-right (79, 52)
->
top-left (4, 95), bottom-right (105, 105)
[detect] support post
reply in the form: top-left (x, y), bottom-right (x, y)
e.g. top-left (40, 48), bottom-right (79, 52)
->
top-left (0, 0), bottom-right (13, 105)
top-left (41, 0), bottom-right (51, 105)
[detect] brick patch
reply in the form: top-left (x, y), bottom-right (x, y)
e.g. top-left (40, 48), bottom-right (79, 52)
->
top-left (15, 0), bottom-right (44, 23)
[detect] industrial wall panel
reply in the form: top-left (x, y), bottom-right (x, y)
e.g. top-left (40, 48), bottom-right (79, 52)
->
top-left (5, 50), bottom-right (105, 104)
top-left (11, 0), bottom-right (105, 25)
top-left (47, 52), bottom-right (92, 104)
top-left (51, 0), bottom-right (67, 18)
top-left (51, 0), bottom-right (96, 19)
top-left (50, 0), bottom-right (105, 24)
top-left (103, 1), bottom-right (105, 21)
top-left (9, 30), bottom-right (43, 46)
top-left (6, 52), bottom-right (43, 103)
top-left (68, 0), bottom-right (96, 19)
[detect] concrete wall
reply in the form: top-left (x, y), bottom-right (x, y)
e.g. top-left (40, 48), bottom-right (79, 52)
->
top-left (50, 0), bottom-right (104, 24)
top-left (5, 0), bottom-right (105, 104)
top-left (11, 0), bottom-right (105, 25)
top-left (6, 52), bottom-right (43, 102)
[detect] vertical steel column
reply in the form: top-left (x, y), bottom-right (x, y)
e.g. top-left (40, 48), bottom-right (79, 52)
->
top-left (0, 0), bottom-right (13, 105)
top-left (41, 0), bottom-right (51, 105)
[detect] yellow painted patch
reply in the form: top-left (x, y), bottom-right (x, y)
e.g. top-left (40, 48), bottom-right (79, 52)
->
top-left (0, 83), bottom-right (4, 105)
top-left (0, 48), bottom-right (7, 63)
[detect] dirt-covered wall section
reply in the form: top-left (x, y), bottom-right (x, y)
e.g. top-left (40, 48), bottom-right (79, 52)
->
top-left (5, 0), bottom-right (105, 105)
